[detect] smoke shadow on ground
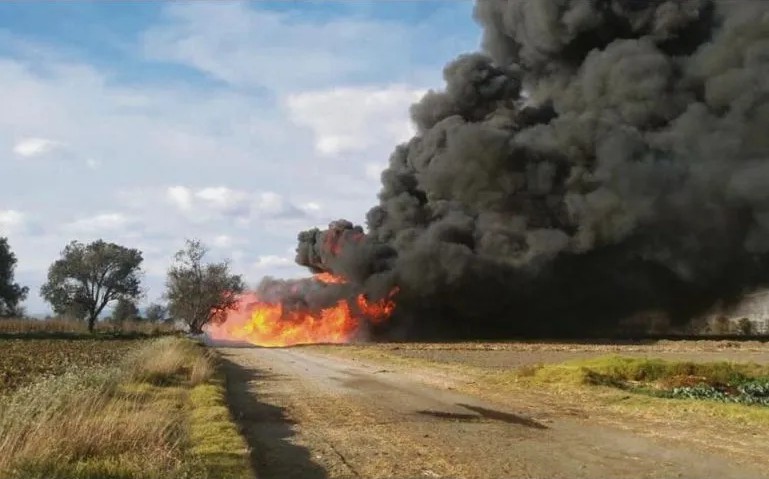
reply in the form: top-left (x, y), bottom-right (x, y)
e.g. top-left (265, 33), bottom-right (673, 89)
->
top-left (457, 404), bottom-right (548, 429)
top-left (220, 358), bottom-right (328, 479)
top-left (417, 403), bottom-right (547, 430)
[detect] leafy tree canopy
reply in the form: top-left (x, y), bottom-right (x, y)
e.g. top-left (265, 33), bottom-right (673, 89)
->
top-left (0, 237), bottom-right (28, 317)
top-left (166, 239), bottom-right (244, 334)
top-left (144, 302), bottom-right (168, 323)
top-left (41, 240), bottom-right (143, 331)
top-left (112, 298), bottom-right (140, 323)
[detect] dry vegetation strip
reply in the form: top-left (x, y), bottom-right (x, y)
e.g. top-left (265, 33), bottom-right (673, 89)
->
top-left (0, 317), bottom-right (178, 338)
top-left (0, 337), bottom-right (252, 479)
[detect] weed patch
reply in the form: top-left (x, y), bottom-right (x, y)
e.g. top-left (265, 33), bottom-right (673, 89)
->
top-left (521, 355), bottom-right (769, 407)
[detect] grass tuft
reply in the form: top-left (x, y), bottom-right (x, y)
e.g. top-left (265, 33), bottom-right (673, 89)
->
top-left (128, 337), bottom-right (214, 386)
top-left (519, 355), bottom-right (769, 386)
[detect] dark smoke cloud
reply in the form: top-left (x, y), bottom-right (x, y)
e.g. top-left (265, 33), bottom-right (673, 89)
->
top-left (295, 0), bottom-right (769, 338)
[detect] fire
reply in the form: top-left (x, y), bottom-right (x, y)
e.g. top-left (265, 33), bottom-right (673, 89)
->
top-left (206, 288), bottom-right (398, 347)
top-left (357, 287), bottom-right (399, 324)
top-left (206, 224), bottom-right (396, 347)
top-left (314, 272), bottom-right (346, 284)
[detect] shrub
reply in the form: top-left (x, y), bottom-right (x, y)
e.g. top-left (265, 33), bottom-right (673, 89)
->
top-left (128, 337), bottom-right (214, 386)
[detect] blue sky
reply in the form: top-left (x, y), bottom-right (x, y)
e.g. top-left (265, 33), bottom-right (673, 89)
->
top-left (0, 1), bottom-right (480, 315)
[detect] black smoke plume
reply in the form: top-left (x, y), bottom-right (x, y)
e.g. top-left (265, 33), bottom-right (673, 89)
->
top-left (296, 0), bottom-right (769, 339)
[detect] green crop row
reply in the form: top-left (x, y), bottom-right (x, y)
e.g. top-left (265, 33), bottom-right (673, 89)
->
top-left (663, 380), bottom-right (769, 406)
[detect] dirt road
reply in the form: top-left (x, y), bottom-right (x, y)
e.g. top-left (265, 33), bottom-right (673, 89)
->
top-left (219, 346), bottom-right (769, 479)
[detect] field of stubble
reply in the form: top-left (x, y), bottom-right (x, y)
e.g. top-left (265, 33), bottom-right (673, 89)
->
top-left (356, 339), bottom-right (769, 368)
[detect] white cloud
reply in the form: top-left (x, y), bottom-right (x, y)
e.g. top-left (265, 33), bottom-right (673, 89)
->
top-left (142, 3), bottom-right (416, 92)
top-left (13, 137), bottom-right (63, 158)
top-left (65, 213), bottom-right (133, 234)
top-left (165, 186), bottom-right (307, 223)
top-left (85, 157), bottom-right (101, 169)
top-left (285, 85), bottom-right (424, 157)
top-left (253, 254), bottom-right (294, 270)
top-left (301, 201), bottom-right (321, 213)
top-left (254, 191), bottom-right (301, 217)
top-left (212, 234), bottom-right (235, 248)
top-left (365, 163), bottom-right (385, 181)
top-left (0, 209), bottom-right (25, 233)
top-left (166, 186), bottom-right (193, 211)
top-left (196, 187), bottom-right (250, 213)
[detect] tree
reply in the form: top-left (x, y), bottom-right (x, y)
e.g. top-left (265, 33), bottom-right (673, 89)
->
top-left (0, 237), bottom-right (28, 317)
top-left (711, 315), bottom-right (732, 335)
top-left (737, 317), bottom-right (755, 336)
top-left (166, 239), bottom-right (244, 334)
top-left (40, 240), bottom-right (143, 332)
top-left (112, 298), bottom-right (140, 323)
top-left (144, 302), bottom-right (168, 323)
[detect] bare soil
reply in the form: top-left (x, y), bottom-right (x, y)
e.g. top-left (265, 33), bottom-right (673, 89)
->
top-left (219, 341), bottom-right (769, 479)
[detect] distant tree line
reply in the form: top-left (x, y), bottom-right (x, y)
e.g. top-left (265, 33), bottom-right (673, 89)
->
top-left (0, 236), bottom-right (243, 333)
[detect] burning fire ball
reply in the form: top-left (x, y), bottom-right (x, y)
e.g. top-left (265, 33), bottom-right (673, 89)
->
top-left (206, 274), bottom-right (398, 347)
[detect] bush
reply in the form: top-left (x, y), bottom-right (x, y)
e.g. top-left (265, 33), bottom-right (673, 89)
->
top-left (737, 318), bottom-right (755, 336)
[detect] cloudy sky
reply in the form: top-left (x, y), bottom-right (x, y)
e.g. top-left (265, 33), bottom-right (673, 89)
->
top-left (0, 1), bottom-right (480, 314)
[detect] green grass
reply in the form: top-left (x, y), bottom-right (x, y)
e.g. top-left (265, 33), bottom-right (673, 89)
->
top-left (188, 375), bottom-right (251, 479)
top-left (517, 355), bottom-right (769, 412)
top-left (520, 355), bottom-right (769, 386)
top-left (0, 337), bottom-right (252, 479)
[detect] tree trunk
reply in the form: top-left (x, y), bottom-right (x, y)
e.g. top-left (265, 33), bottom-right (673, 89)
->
top-left (189, 318), bottom-right (203, 335)
top-left (186, 316), bottom-right (203, 335)
top-left (88, 314), bottom-right (97, 333)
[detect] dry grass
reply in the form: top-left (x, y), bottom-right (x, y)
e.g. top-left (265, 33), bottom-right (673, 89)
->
top-left (129, 338), bottom-right (215, 386)
top-left (0, 317), bottom-right (178, 337)
top-left (0, 375), bottom-right (186, 478)
top-left (0, 337), bottom-right (250, 479)
top-left (0, 317), bottom-right (89, 334)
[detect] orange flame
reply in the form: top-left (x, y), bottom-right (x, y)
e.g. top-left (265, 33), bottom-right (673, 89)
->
top-left (206, 288), bottom-right (398, 347)
top-left (314, 272), bottom-right (346, 284)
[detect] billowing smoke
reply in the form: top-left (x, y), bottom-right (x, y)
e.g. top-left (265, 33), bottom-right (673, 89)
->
top-left (295, 0), bottom-right (769, 338)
